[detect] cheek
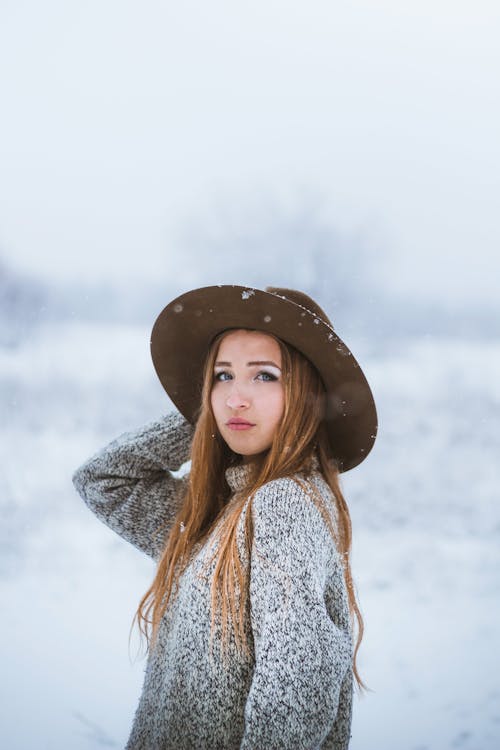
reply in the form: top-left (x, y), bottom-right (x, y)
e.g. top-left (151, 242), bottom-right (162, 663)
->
top-left (268, 389), bottom-right (285, 425)
top-left (210, 389), bottom-right (219, 419)
top-left (211, 387), bottom-right (229, 425)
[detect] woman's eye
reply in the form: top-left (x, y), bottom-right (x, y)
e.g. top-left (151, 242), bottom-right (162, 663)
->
top-left (256, 371), bottom-right (277, 382)
top-left (214, 371), bottom-right (232, 382)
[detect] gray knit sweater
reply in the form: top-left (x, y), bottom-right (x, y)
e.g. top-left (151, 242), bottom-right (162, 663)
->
top-left (72, 411), bottom-right (354, 750)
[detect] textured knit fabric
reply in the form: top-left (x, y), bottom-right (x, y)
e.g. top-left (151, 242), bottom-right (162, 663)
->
top-left (72, 411), bottom-right (354, 749)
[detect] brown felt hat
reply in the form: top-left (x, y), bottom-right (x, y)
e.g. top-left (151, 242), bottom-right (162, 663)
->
top-left (150, 285), bottom-right (378, 472)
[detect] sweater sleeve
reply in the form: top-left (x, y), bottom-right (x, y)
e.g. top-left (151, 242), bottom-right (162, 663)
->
top-left (72, 411), bottom-right (195, 561)
top-left (240, 478), bottom-right (353, 750)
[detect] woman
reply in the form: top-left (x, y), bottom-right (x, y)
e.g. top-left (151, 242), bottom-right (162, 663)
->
top-left (72, 285), bottom-right (378, 750)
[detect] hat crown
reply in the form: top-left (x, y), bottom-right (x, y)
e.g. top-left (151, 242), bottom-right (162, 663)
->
top-left (265, 287), bottom-right (334, 330)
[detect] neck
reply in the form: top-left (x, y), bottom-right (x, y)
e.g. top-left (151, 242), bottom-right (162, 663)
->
top-left (240, 451), bottom-right (267, 467)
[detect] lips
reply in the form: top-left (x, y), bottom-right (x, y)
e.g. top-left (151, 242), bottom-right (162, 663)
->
top-left (226, 418), bottom-right (255, 430)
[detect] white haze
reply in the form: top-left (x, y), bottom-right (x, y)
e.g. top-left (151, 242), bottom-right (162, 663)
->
top-left (0, 0), bottom-right (499, 305)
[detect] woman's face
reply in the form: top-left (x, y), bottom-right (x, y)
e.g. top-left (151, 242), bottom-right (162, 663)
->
top-left (210, 329), bottom-right (285, 462)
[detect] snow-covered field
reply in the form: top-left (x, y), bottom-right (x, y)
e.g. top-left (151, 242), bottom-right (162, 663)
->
top-left (1, 320), bottom-right (499, 749)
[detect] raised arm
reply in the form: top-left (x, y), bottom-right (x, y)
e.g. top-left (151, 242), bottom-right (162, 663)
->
top-left (240, 477), bottom-right (353, 750)
top-left (72, 411), bottom-right (195, 560)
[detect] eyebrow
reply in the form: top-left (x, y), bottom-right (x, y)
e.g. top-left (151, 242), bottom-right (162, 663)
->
top-left (214, 360), bottom-right (282, 369)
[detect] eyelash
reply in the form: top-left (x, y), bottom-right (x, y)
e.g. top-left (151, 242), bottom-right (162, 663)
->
top-left (214, 371), bottom-right (278, 383)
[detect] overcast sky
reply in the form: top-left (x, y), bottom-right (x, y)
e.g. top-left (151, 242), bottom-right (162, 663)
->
top-left (0, 0), bottom-right (498, 306)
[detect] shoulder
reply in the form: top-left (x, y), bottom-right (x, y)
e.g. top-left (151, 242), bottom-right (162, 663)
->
top-left (254, 474), bottom-right (308, 502)
top-left (252, 471), bottom-right (334, 515)
top-left (250, 472), bottom-right (337, 555)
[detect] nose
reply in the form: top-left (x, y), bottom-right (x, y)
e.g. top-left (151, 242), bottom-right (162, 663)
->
top-left (226, 382), bottom-right (250, 410)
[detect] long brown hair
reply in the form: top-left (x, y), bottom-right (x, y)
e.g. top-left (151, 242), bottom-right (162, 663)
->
top-left (133, 329), bottom-right (369, 693)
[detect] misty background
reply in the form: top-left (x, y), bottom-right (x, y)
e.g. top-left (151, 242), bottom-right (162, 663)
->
top-left (1, 2), bottom-right (499, 749)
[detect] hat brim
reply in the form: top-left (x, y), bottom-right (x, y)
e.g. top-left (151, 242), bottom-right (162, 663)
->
top-left (150, 285), bottom-right (377, 472)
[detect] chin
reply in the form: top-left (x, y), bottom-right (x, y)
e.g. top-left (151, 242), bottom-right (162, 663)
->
top-left (226, 440), bottom-right (265, 458)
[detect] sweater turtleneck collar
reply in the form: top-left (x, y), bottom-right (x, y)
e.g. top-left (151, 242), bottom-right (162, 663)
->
top-left (225, 462), bottom-right (255, 493)
top-left (224, 452), bottom-right (321, 494)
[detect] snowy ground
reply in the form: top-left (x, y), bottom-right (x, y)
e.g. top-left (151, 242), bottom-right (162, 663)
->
top-left (1, 320), bottom-right (499, 749)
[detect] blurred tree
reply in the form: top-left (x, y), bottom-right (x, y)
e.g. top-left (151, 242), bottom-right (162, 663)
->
top-left (169, 200), bottom-right (377, 334)
top-left (0, 256), bottom-right (46, 346)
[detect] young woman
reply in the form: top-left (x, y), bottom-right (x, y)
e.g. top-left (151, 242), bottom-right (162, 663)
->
top-left (72, 285), bottom-right (378, 750)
